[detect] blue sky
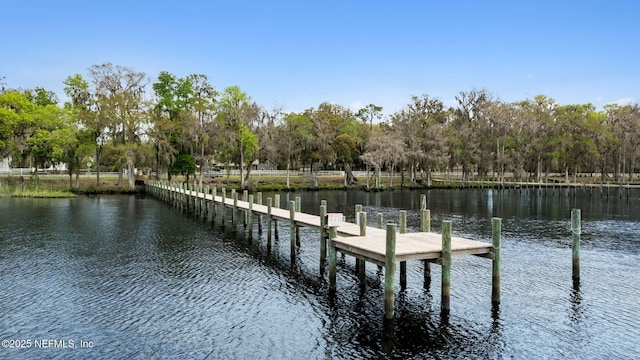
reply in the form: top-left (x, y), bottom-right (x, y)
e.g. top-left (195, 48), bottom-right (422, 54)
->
top-left (2, 1), bottom-right (638, 117)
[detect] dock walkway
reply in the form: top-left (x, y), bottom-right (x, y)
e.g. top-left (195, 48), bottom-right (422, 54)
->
top-left (145, 181), bottom-right (500, 320)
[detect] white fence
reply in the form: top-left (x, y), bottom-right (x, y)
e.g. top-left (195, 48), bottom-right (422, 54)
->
top-left (207, 170), bottom-right (346, 177)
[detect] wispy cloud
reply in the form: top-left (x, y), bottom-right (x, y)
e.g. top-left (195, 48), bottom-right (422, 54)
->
top-left (612, 97), bottom-right (638, 106)
top-left (350, 101), bottom-right (363, 111)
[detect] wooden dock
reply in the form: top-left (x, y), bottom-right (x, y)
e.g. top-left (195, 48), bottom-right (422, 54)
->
top-left (145, 181), bottom-right (500, 320)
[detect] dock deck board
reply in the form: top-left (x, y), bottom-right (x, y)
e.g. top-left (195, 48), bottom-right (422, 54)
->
top-left (169, 184), bottom-right (494, 263)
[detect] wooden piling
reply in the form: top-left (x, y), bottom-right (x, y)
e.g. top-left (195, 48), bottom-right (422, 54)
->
top-left (295, 196), bottom-right (301, 245)
top-left (210, 187), bottom-right (217, 223)
top-left (355, 204), bottom-right (362, 224)
top-left (492, 217), bottom-right (501, 306)
top-left (377, 213), bottom-right (383, 229)
top-left (399, 210), bottom-right (407, 289)
top-left (359, 211), bottom-right (367, 236)
top-left (274, 194), bottom-right (280, 238)
top-left (221, 188), bottom-right (227, 226)
top-left (257, 192), bottom-right (263, 233)
top-left (328, 226), bottom-right (338, 291)
top-left (441, 220), bottom-right (452, 317)
top-left (179, 183), bottom-right (184, 210)
top-left (267, 197), bottom-right (273, 248)
top-left (232, 190), bottom-right (238, 228)
top-left (572, 209), bottom-right (581, 281)
top-left (290, 200), bottom-right (296, 261)
top-left (422, 209), bottom-right (431, 286)
top-left (202, 186), bottom-right (209, 220)
top-left (320, 203), bottom-right (327, 270)
top-left (247, 195), bottom-right (254, 237)
top-left (358, 211), bottom-right (367, 283)
top-left (384, 223), bottom-right (397, 319)
top-left (355, 204), bottom-right (363, 273)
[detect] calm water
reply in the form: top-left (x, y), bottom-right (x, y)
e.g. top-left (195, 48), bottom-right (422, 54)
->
top-left (1, 188), bottom-right (639, 359)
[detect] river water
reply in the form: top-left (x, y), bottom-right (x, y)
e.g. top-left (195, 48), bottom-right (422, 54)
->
top-left (1, 188), bottom-right (639, 359)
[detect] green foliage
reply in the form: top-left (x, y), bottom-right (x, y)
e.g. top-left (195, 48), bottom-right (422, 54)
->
top-left (333, 133), bottom-right (359, 164)
top-left (171, 153), bottom-right (196, 176)
top-left (237, 125), bottom-right (258, 159)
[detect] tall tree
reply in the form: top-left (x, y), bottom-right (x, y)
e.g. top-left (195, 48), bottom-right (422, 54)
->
top-left (449, 89), bottom-right (492, 180)
top-left (217, 86), bottom-right (258, 189)
top-left (356, 103), bottom-right (383, 132)
top-left (88, 63), bottom-right (148, 189)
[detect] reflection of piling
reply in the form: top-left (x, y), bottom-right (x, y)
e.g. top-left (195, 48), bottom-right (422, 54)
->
top-left (572, 209), bottom-right (581, 282)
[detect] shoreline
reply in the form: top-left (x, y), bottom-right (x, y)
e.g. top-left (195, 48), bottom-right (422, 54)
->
top-left (1, 175), bottom-right (638, 198)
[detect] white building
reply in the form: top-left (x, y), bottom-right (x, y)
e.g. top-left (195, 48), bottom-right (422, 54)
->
top-left (0, 156), bottom-right (10, 172)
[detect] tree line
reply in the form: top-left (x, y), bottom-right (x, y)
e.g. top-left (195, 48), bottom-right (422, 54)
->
top-left (1, 64), bottom-right (639, 190)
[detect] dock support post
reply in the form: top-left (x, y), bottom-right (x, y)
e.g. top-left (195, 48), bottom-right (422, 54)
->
top-left (385, 223), bottom-right (397, 319)
top-left (295, 196), bottom-right (301, 244)
top-left (183, 183), bottom-right (188, 211)
top-left (243, 190), bottom-right (249, 225)
top-left (247, 195), bottom-right (253, 238)
top-left (179, 183), bottom-right (184, 211)
top-left (358, 211), bottom-right (367, 284)
top-left (211, 187), bottom-right (217, 223)
top-left (320, 202), bottom-right (327, 272)
top-left (399, 210), bottom-right (407, 289)
top-left (354, 204), bottom-right (363, 275)
top-left (204, 187), bottom-right (211, 221)
top-left (377, 213), bottom-right (383, 229)
top-left (328, 226), bottom-right (338, 291)
top-left (421, 209), bottom-right (431, 287)
top-left (221, 188), bottom-right (227, 227)
top-left (232, 190), bottom-right (238, 228)
top-left (274, 194), bottom-right (280, 238)
top-left (267, 197), bottom-right (273, 251)
top-left (290, 200), bottom-right (296, 263)
top-left (202, 187), bottom-right (209, 220)
top-left (572, 209), bottom-right (581, 282)
top-left (492, 217), bottom-right (502, 307)
top-left (441, 221), bottom-right (452, 319)
top-left (257, 192), bottom-right (263, 233)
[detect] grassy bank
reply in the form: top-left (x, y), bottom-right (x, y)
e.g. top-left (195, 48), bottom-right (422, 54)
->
top-left (0, 181), bottom-right (77, 198)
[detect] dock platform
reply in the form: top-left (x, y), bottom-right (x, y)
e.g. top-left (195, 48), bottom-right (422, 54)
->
top-left (145, 181), bottom-right (501, 320)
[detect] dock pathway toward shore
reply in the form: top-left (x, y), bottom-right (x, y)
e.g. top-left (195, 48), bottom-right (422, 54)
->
top-left (145, 181), bottom-right (500, 320)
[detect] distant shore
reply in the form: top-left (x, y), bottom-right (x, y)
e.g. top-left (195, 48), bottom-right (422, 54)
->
top-left (2, 173), bottom-right (638, 198)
